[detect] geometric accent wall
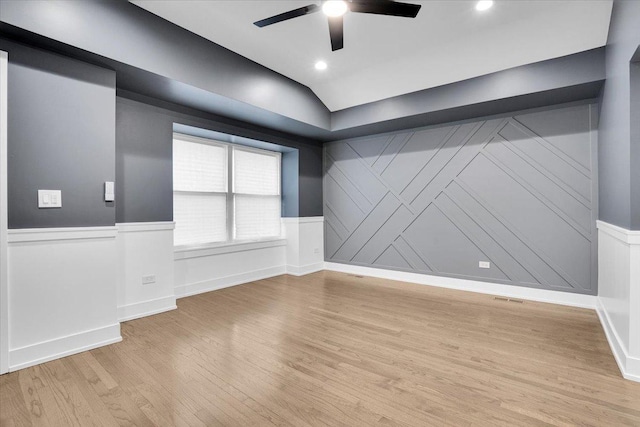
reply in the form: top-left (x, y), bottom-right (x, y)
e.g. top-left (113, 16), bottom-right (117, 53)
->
top-left (324, 103), bottom-right (598, 294)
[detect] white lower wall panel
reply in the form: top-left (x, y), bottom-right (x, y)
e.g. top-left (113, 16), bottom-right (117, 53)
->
top-left (174, 240), bottom-right (287, 298)
top-left (116, 222), bottom-right (176, 322)
top-left (283, 217), bottom-right (324, 276)
top-left (597, 220), bottom-right (640, 382)
top-left (7, 227), bottom-right (121, 371)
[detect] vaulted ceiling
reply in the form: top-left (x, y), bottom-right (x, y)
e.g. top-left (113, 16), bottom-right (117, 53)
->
top-left (131, 0), bottom-right (613, 112)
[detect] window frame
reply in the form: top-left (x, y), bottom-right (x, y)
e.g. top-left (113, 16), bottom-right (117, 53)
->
top-left (172, 132), bottom-right (282, 250)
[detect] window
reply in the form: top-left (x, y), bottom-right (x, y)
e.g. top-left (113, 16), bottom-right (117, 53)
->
top-left (173, 134), bottom-right (281, 247)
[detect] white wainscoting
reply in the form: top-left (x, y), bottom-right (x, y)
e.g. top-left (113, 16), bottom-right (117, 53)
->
top-left (596, 220), bottom-right (640, 382)
top-left (0, 50), bottom-right (8, 374)
top-left (7, 227), bottom-right (121, 371)
top-left (174, 239), bottom-right (287, 298)
top-left (324, 262), bottom-right (597, 309)
top-left (116, 222), bottom-right (176, 322)
top-left (282, 217), bottom-right (325, 276)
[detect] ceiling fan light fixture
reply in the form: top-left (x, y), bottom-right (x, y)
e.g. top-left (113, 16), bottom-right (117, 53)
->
top-left (475, 0), bottom-right (494, 11)
top-left (315, 60), bottom-right (328, 71)
top-left (322, 1), bottom-right (348, 17)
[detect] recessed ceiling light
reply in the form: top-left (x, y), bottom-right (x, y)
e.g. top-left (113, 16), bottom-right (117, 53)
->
top-left (315, 60), bottom-right (328, 71)
top-left (322, 0), bottom-right (348, 17)
top-left (476, 0), bottom-right (494, 11)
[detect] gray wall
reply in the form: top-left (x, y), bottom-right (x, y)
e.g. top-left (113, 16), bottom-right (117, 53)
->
top-left (325, 103), bottom-right (598, 295)
top-left (632, 58), bottom-right (640, 228)
top-left (3, 38), bottom-right (116, 228)
top-left (0, 1), bottom-right (605, 142)
top-left (116, 95), bottom-right (324, 223)
top-left (598, 0), bottom-right (640, 230)
top-left (116, 97), bottom-right (172, 223)
top-left (0, 0), bottom-right (330, 131)
top-left (332, 48), bottom-right (605, 136)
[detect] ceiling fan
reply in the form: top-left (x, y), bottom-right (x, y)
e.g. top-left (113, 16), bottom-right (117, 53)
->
top-left (253, 0), bottom-right (422, 52)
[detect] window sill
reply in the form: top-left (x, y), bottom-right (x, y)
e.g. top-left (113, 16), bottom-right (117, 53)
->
top-left (174, 238), bottom-right (287, 260)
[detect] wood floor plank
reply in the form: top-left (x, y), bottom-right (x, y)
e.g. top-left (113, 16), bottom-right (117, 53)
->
top-left (2, 271), bottom-right (640, 426)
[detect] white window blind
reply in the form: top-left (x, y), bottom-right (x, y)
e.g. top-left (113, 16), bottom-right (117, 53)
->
top-left (173, 139), bottom-right (227, 192)
top-left (173, 193), bottom-right (227, 246)
top-left (173, 134), bottom-right (281, 247)
top-left (173, 136), bottom-right (228, 246)
top-left (233, 147), bottom-right (281, 240)
top-left (233, 148), bottom-right (280, 195)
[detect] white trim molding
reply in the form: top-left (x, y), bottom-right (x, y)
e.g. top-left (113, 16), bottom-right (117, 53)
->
top-left (8, 226), bottom-right (117, 243)
top-left (597, 220), bottom-right (640, 244)
top-left (0, 49), bottom-right (8, 374)
top-left (324, 262), bottom-right (597, 309)
top-left (118, 296), bottom-right (177, 323)
top-left (117, 221), bottom-right (175, 233)
top-left (175, 265), bottom-right (286, 298)
top-left (175, 238), bottom-right (286, 260)
top-left (597, 299), bottom-right (640, 382)
top-left (281, 216), bottom-right (324, 224)
top-left (596, 220), bottom-right (640, 382)
top-left (287, 262), bottom-right (325, 277)
top-left (9, 323), bottom-right (121, 372)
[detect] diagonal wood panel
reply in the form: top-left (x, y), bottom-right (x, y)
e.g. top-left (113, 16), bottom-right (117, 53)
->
top-left (324, 104), bottom-right (597, 294)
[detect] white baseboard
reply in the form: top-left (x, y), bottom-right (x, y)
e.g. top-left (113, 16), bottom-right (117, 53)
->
top-left (324, 262), bottom-right (596, 309)
top-left (9, 323), bottom-right (121, 372)
top-left (118, 295), bottom-right (177, 322)
top-left (596, 220), bottom-right (640, 383)
top-left (287, 262), bottom-right (325, 276)
top-left (175, 265), bottom-right (286, 298)
top-left (596, 298), bottom-right (640, 382)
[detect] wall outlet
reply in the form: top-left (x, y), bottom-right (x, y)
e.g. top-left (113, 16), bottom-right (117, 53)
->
top-left (142, 275), bottom-right (156, 285)
top-left (479, 261), bottom-right (491, 269)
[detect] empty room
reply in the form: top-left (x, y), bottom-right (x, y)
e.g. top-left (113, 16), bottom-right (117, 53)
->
top-left (0, 0), bottom-right (639, 425)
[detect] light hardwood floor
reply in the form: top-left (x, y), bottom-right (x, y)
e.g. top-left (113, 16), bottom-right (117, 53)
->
top-left (1, 271), bottom-right (640, 426)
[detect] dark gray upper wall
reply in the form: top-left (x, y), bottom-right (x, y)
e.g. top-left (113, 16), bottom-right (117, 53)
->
top-left (116, 94), bottom-right (323, 223)
top-left (2, 38), bottom-right (116, 228)
top-left (332, 49), bottom-right (605, 133)
top-left (0, 0), bottom-right (331, 129)
top-left (116, 97), bottom-right (172, 223)
top-left (599, 0), bottom-right (640, 230)
top-left (631, 59), bottom-right (640, 229)
top-left (0, 0), bottom-right (606, 142)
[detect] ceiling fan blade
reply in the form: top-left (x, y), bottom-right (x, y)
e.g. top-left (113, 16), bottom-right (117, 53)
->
top-left (349, 1), bottom-right (421, 18)
top-left (328, 16), bottom-right (344, 51)
top-left (253, 4), bottom-right (320, 27)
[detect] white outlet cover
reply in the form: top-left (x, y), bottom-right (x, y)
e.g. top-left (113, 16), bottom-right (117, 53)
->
top-left (479, 261), bottom-right (491, 269)
top-left (142, 275), bottom-right (156, 285)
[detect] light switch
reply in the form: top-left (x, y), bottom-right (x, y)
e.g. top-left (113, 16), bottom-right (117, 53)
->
top-left (104, 181), bottom-right (115, 202)
top-left (38, 190), bottom-right (62, 208)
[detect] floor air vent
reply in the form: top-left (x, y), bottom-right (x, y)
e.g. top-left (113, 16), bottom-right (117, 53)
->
top-left (494, 297), bottom-right (524, 304)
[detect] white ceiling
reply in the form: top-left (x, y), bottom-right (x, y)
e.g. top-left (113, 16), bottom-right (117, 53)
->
top-left (131, 0), bottom-right (613, 112)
